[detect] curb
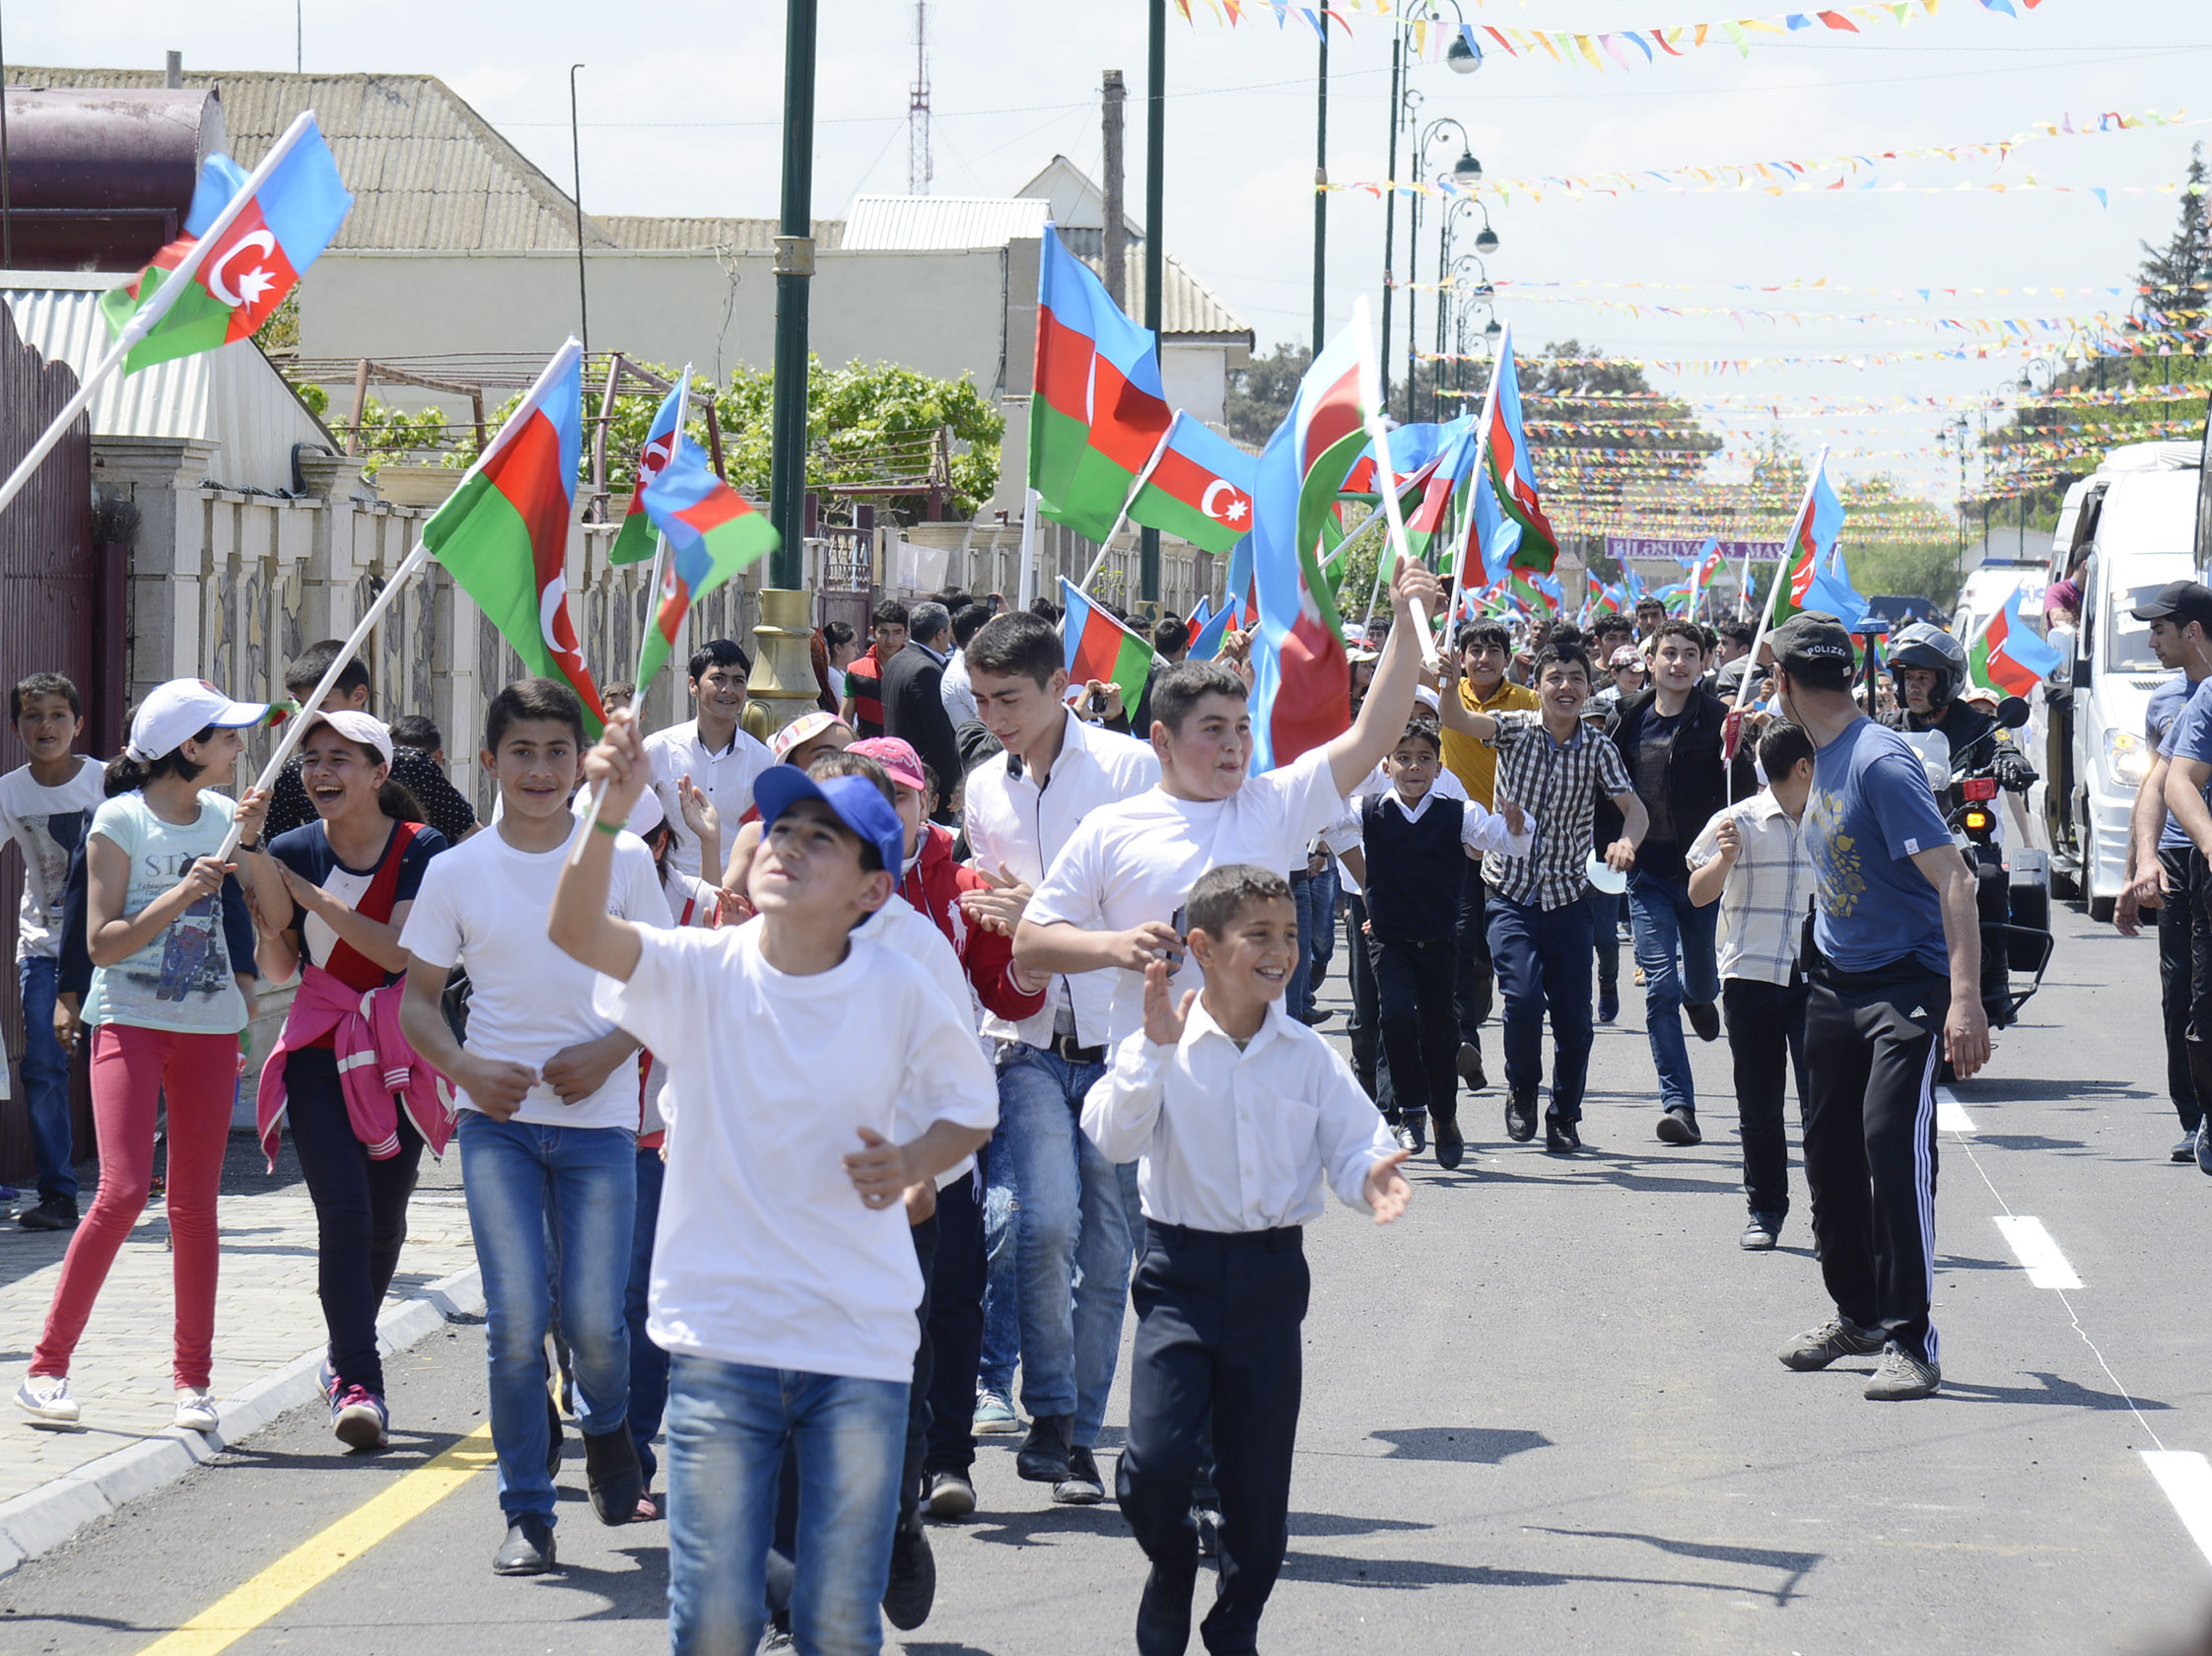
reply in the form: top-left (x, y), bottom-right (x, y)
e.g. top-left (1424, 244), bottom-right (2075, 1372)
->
top-left (0, 1264), bottom-right (484, 1578)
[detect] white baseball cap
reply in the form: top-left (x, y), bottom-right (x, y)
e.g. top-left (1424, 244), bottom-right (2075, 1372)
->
top-left (124, 678), bottom-right (280, 763)
top-left (300, 708), bottom-right (394, 766)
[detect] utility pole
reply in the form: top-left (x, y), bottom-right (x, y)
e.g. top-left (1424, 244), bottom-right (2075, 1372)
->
top-left (1102, 70), bottom-right (1126, 308)
top-left (769, 0), bottom-right (816, 588)
top-left (1311, 30), bottom-right (1327, 356)
top-left (908, 1), bottom-right (931, 195)
top-left (1141, 0), bottom-right (1164, 607)
top-left (569, 64), bottom-right (588, 362)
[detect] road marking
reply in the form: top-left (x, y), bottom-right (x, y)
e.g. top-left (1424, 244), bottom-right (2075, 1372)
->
top-left (2142, 1452), bottom-right (2212, 1567)
top-left (1993, 1215), bottom-right (2084, 1290)
top-left (134, 1421), bottom-right (495, 1656)
top-left (1934, 1086), bottom-right (1974, 1133)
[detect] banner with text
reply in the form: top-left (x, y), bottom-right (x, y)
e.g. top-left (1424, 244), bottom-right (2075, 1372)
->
top-left (1609, 536), bottom-right (1782, 564)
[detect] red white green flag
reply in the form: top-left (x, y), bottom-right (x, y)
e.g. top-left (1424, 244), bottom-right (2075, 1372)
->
top-left (421, 341), bottom-right (608, 734)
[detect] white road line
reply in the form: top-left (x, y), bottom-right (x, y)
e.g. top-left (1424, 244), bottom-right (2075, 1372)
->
top-left (2142, 1452), bottom-right (2212, 1567)
top-left (1993, 1215), bottom-right (2085, 1290)
top-left (1935, 1086), bottom-right (1975, 1134)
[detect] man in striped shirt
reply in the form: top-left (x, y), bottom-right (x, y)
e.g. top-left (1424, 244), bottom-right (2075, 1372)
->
top-left (1439, 640), bottom-right (1648, 1154)
top-left (1688, 720), bottom-right (1819, 1251)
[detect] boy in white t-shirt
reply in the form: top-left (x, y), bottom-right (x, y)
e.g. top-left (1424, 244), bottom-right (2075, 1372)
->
top-left (1, 673), bottom-right (105, 1230)
top-left (397, 679), bottom-right (668, 1577)
top-left (549, 716), bottom-right (998, 1656)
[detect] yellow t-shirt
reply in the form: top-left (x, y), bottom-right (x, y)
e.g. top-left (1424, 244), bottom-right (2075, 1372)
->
top-left (1441, 677), bottom-right (1540, 808)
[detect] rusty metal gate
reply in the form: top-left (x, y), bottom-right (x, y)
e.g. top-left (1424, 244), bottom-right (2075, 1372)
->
top-left (0, 298), bottom-right (102, 1184)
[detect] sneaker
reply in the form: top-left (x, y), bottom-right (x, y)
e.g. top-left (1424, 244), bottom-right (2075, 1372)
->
top-left (1456, 1041), bottom-right (1486, 1091)
top-left (1433, 1114), bottom-right (1466, 1172)
top-left (16, 1375), bottom-right (79, 1422)
top-left (1391, 1120), bottom-right (1417, 1153)
top-left (18, 1196), bottom-right (78, 1231)
top-left (1777, 1316), bottom-right (1886, 1372)
top-left (2198, 1125), bottom-right (2212, 1178)
top-left (1656, 1106), bottom-right (1702, 1146)
top-left (973, 1388), bottom-right (1019, 1434)
top-left (1504, 1088), bottom-right (1538, 1143)
top-left (1193, 1504), bottom-right (1221, 1560)
top-left (1740, 1213), bottom-right (1782, 1251)
top-left (1632, 964), bottom-right (1647, 988)
top-left (1686, 1000), bottom-right (1722, 1042)
top-left (1596, 988), bottom-right (1620, 1025)
top-left (1404, 1111), bottom-right (1427, 1154)
top-left (332, 1385), bottom-right (389, 1450)
top-left (882, 1512), bottom-right (936, 1629)
top-left (173, 1387), bottom-right (220, 1432)
top-left (926, 1469), bottom-right (977, 1519)
top-left (492, 1514), bottom-right (556, 1575)
top-left (1864, 1345), bottom-right (1941, 1401)
top-left (2174, 1130), bottom-right (2201, 1164)
top-left (761, 1611), bottom-right (795, 1650)
top-left (1015, 1414), bottom-right (1072, 1484)
top-left (1055, 1444), bottom-right (1106, 1505)
top-left (1544, 1110), bottom-right (1581, 1154)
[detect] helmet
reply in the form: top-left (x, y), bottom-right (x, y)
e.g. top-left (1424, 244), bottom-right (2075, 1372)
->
top-left (1889, 622), bottom-right (1969, 710)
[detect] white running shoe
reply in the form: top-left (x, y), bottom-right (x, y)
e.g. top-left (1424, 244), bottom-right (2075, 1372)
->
top-left (16, 1375), bottom-right (79, 1422)
top-left (173, 1387), bottom-right (221, 1432)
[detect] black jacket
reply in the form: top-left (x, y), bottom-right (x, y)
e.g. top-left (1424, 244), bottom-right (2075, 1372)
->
top-left (1608, 685), bottom-right (1756, 876)
top-left (1882, 702), bottom-right (2037, 794)
top-left (880, 639), bottom-right (964, 801)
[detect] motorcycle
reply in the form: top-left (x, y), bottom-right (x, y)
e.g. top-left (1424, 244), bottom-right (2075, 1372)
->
top-left (1897, 694), bottom-right (2055, 1033)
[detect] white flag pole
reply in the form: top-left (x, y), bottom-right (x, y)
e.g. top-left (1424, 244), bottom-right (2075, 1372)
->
top-left (1727, 443), bottom-right (1830, 756)
top-left (1441, 319), bottom-right (1509, 651)
top-left (1353, 296), bottom-right (1445, 670)
top-left (0, 111), bottom-right (323, 520)
top-left (1015, 487), bottom-right (1040, 611)
top-left (1074, 419), bottom-right (1177, 596)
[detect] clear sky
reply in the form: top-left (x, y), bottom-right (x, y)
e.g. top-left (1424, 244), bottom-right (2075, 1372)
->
top-left (14, 0), bottom-right (2211, 508)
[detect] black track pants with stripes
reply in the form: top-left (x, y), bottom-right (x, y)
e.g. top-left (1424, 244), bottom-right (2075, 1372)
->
top-left (1802, 955), bottom-right (1950, 1367)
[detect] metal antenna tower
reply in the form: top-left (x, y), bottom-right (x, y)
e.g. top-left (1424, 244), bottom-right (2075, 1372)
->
top-left (908, 1), bottom-right (932, 195)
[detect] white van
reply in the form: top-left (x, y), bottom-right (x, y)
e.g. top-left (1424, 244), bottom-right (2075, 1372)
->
top-left (2034, 444), bottom-right (2201, 918)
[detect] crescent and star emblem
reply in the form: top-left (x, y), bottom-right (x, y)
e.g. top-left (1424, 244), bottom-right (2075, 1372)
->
top-left (206, 231), bottom-right (281, 310)
top-left (1200, 481), bottom-right (1251, 526)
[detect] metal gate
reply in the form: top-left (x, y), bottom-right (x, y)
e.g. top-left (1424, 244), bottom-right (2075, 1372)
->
top-left (0, 299), bottom-right (100, 1184)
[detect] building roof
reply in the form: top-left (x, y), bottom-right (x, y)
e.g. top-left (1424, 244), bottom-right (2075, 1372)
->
top-left (5, 65), bottom-right (616, 251)
top-left (1087, 249), bottom-right (1251, 345)
top-left (1014, 157), bottom-right (1144, 240)
top-left (0, 268), bottom-right (336, 492)
top-left (842, 195), bottom-right (1052, 252)
top-left (599, 216), bottom-right (846, 251)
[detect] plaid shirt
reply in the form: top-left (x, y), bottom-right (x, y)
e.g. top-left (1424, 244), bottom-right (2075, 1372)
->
top-left (1685, 791), bottom-right (1814, 986)
top-left (1481, 712), bottom-right (1634, 911)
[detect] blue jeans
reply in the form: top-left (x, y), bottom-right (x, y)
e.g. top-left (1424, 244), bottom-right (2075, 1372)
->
top-left (16, 957), bottom-right (78, 1203)
top-left (977, 1118), bottom-right (1020, 1399)
top-left (1487, 893), bottom-right (1596, 1118)
top-left (627, 1145), bottom-right (670, 1487)
top-left (997, 1043), bottom-right (1133, 1445)
top-left (1582, 883), bottom-right (1623, 994)
top-left (457, 1112), bottom-right (635, 1523)
top-left (1629, 869), bottom-right (1722, 1114)
top-left (1287, 866), bottom-right (1338, 1020)
top-left (664, 1354), bottom-right (908, 1656)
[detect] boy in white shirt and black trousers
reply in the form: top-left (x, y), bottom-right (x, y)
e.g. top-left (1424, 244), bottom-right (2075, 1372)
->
top-left (1085, 863), bottom-right (1412, 1656)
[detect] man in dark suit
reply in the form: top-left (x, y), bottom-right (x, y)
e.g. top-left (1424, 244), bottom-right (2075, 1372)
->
top-left (882, 600), bottom-right (964, 823)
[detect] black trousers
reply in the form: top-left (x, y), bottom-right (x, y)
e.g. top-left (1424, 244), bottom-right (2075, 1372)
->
top-left (899, 1211), bottom-right (941, 1525)
top-left (1344, 895), bottom-right (1397, 1118)
top-left (1453, 860), bottom-right (1492, 1047)
top-left (924, 1165), bottom-right (987, 1476)
top-left (285, 1047), bottom-right (424, 1397)
top-left (1370, 933), bottom-right (1460, 1124)
top-left (2157, 846), bottom-right (2203, 1130)
top-left (1721, 975), bottom-right (1809, 1218)
top-left (1803, 956), bottom-right (1947, 1365)
top-left (1118, 1221), bottom-right (1309, 1656)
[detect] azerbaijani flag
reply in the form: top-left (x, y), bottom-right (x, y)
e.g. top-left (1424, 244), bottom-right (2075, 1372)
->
top-left (1658, 581), bottom-right (1694, 615)
top-left (1683, 537), bottom-right (1724, 590)
top-left (1188, 602), bottom-right (1235, 661)
top-left (1482, 326), bottom-right (1559, 574)
top-left (1586, 573), bottom-right (1622, 614)
top-left (1222, 533), bottom-right (1258, 627)
top-left (100, 115), bottom-right (352, 374)
top-left (1970, 586), bottom-right (2064, 696)
top-left (422, 340), bottom-right (609, 734)
top-left (610, 377), bottom-right (689, 566)
top-left (1764, 451), bottom-right (1846, 628)
top-left (1509, 568), bottom-right (1556, 615)
top-left (1455, 460), bottom-right (1522, 591)
top-left (1060, 578), bottom-right (1155, 715)
top-left (1247, 312), bottom-right (1372, 773)
top-left (636, 438), bottom-right (780, 693)
top-left (1125, 411), bottom-right (1257, 554)
top-left (1189, 594), bottom-right (1212, 633)
top-left (1029, 228), bottom-right (1173, 540)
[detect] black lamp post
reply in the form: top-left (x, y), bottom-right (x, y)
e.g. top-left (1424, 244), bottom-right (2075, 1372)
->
top-left (768, 0), bottom-right (817, 588)
top-left (1379, 0), bottom-right (1477, 413)
top-left (1408, 115), bottom-right (1480, 429)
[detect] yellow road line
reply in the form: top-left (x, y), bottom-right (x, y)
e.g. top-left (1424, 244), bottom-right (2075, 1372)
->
top-left (135, 1422), bottom-right (497, 1656)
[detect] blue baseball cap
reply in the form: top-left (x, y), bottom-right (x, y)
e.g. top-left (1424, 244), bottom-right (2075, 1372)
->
top-left (752, 764), bottom-right (906, 878)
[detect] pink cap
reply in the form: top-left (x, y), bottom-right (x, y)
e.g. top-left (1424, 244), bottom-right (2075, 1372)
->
top-left (848, 735), bottom-right (928, 794)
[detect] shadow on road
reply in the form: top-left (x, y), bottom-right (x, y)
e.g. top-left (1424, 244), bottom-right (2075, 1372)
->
top-left (1526, 1526), bottom-right (1821, 1605)
top-left (1367, 1426), bottom-right (1553, 1464)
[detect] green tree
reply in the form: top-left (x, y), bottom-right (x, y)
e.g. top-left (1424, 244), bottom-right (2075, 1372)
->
top-left (1225, 342), bottom-right (1312, 447)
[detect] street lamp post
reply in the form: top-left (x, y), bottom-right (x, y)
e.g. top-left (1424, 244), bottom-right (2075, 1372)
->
top-left (1142, 0), bottom-right (1165, 608)
top-left (1408, 115), bottom-right (1481, 428)
top-left (1379, 0), bottom-right (1477, 414)
top-left (1312, 26), bottom-right (1327, 355)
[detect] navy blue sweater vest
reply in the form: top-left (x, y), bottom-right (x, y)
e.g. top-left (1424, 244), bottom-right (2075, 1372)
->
top-left (1361, 793), bottom-right (1465, 942)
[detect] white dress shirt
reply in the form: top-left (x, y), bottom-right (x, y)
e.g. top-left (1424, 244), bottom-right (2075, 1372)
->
top-left (963, 708), bottom-right (1159, 1049)
top-left (939, 649), bottom-right (979, 729)
top-left (1685, 790), bottom-right (1815, 986)
top-left (1082, 998), bottom-right (1396, 1232)
top-left (644, 716), bottom-right (775, 879)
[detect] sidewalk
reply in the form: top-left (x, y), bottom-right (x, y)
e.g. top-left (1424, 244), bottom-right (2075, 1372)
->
top-left (0, 1128), bottom-right (478, 1574)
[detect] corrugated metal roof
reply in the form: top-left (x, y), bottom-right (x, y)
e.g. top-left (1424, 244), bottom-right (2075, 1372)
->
top-left (1081, 249), bottom-right (1252, 344)
top-left (0, 271), bottom-right (336, 492)
top-left (842, 195), bottom-right (1052, 251)
top-left (4, 66), bottom-right (609, 252)
top-left (599, 216), bottom-right (846, 252)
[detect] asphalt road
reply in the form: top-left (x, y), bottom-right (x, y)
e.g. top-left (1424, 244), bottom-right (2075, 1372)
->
top-left (5, 899), bottom-right (2209, 1656)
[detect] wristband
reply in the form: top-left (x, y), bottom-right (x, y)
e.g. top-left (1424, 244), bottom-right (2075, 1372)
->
top-left (592, 814), bottom-right (627, 837)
